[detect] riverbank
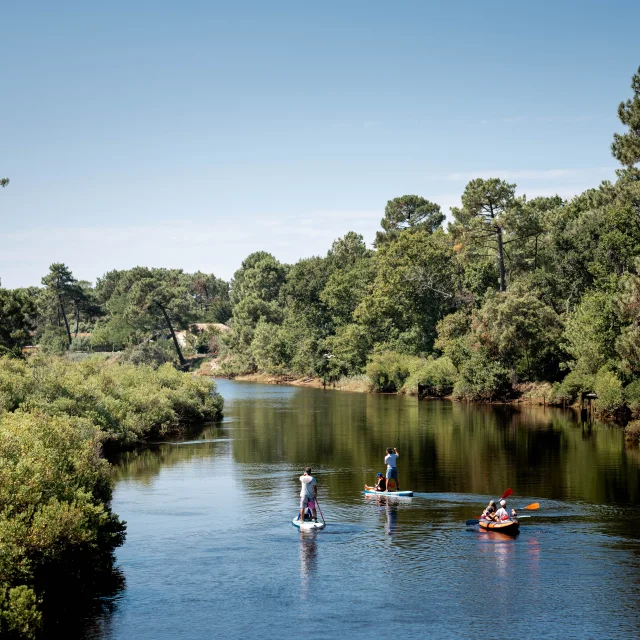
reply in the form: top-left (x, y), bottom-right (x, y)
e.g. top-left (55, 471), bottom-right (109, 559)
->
top-left (196, 357), bottom-right (554, 406)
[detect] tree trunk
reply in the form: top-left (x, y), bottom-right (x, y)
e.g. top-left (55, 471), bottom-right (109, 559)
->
top-left (59, 295), bottom-right (72, 344)
top-left (496, 226), bottom-right (506, 292)
top-left (158, 304), bottom-right (186, 365)
top-left (74, 302), bottom-right (80, 337)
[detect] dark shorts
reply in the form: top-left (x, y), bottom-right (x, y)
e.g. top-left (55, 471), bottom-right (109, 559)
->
top-left (386, 467), bottom-right (398, 480)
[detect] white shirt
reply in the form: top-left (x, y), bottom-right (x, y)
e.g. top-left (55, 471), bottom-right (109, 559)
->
top-left (299, 475), bottom-right (316, 499)
top-left (495, 507), bottom-right (509, 521)
top-left (384, 453), bottom-right (398, 469)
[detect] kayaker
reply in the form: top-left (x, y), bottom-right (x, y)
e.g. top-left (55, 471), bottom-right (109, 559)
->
top-left (495, 499), bottom-right (510, 521)
top-left (374, 472), bottom-right (387, 492)
top-left (299, 467), bottom-right (318, 523)
top-left (384, 447), bottom-right (399, 491)
top-left (481, 500), bottom-right (498, 520)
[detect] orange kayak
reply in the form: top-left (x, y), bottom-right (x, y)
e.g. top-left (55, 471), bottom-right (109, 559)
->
top-left (478, 518), bottom-right (519, 535)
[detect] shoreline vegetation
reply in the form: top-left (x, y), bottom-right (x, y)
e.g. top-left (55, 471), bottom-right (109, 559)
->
top-left (2, 65), bottom-right (640, 637)
top-left (0, 355), bottom-right (223, 638)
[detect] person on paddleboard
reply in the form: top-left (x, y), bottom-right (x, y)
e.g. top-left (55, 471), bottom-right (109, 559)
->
top-left (384, 447), bottom-right (399, 491)
top-left (299, 467), bottom-right (318, 523)
top-left (374, 472), bottom-right (387, 492)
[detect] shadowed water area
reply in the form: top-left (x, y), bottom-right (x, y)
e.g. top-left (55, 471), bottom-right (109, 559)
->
top-left (82, 380), bottom-right (640, 639)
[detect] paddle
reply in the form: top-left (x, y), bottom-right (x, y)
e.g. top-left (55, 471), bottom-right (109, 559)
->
top-left (465, 502), bottom-right (540, 526)
top-left (315, 496), bottom-right (326, 525)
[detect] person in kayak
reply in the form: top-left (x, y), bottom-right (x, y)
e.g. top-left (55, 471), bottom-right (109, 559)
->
top-left (481, 500), bottom-right (498, 520)
top-left (374, 472), bottom-right (387, 491)
top-left (384, 447), bottom-right (399, 491)
top-left (299, 467), bottom-right (318, 523)
top-left (495, 499), bottom-right (517, 521)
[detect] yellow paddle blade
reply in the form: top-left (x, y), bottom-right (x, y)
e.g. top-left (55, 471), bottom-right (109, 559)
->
top-left (524, 502), bottom-right (540, 510)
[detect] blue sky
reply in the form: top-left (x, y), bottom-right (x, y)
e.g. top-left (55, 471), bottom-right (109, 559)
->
top-left (1, 0), bottom-right (639, 288)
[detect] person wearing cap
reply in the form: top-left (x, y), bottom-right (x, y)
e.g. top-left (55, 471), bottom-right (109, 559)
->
top-left (374, 472), bottom-right (387, 492)
top-left (495, 499), bottom-right (511, 521)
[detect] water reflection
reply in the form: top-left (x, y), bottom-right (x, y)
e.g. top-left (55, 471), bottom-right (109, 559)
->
top-left (298, 530), bottom-right (318, 594)
top-left (89, 380), bottom-right (640, 640)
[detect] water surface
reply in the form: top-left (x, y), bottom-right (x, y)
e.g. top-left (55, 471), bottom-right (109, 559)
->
top-left (87, 380), bottom-right (640, 639)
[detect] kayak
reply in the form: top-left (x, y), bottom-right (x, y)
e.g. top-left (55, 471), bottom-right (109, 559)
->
top-left (292, 516), bottom-right (325, 530)
top-left (364, 485), bottom-right (413, 497)
top-left (478, 518), bottom-right (519, 535)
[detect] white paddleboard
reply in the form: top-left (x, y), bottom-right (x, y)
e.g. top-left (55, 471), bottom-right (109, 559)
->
top-left (292, 516), bottom-right (325, 530)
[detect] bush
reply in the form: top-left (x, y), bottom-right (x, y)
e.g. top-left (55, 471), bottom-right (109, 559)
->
top-left (594, 367), bottom-right (625, 415)
top-left (402, 356), bottom-right (458, 396)
top-left (452, 353), bottom-right (512, 401)
top-left (120, 341), bottom-right (176, 368)
top-left (70, 335), bottom-right (93, 352)
top-left (38, 326), bottom-right (69, 355)
top-left (0, 410), bottom-right (125, 638)
top-left (625, 379), bottom-right (640, 418)
top-left (366, 351), bottom-right (415, 393)
top-left (548, 370), bottom-right (595, 406)
top-left (625, 420), bottom-right (640, 445)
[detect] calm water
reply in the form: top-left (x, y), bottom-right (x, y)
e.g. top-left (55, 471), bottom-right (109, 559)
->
top-left (84, 380), bottom-right (640, 639)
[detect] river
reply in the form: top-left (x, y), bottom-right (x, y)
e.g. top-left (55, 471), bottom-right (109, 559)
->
top-left (83, 379), bottom-right (640, 639)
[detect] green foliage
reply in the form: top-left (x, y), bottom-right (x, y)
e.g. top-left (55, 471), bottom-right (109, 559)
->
top-left (366, 351), bottom-right (416, 393)
top-left (611, 66), bottom-right (640, 168)
top-left (474, 283), bottom-right (564, 381)
top-left (624, 420), bottom-right (640, 445)
top-left (594, 367), bottom-right (625, 415)
top-left (120, 341), bottom-right (176, 368)
top-left (402, 356), bottom-right (457, 396)
top-left (563, 291), bottom-right (621, 374)
top-left (453, 352), bottom-right (512, 401)
top-left (375, 195), bottom-right (444, 246)
top-left (38, 326), bottom-right (70, 355)
top-left (624, 379), bottom-right (640, 418)
top-left (0, 289), bottom-right (37, 357)
top-left (356, 229), bottom-right (457, 355)
top-left (548, 370), bottom-right (595, 405)
top-left (0, 356), bottom-right (223, 447)
top-left (0, 409), bottom-right (124, 638)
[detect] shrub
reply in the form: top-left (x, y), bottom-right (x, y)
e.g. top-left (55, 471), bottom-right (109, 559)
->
top-left (70, 335), bottom-right (93, 352)
top-left (594, 367), bottom-right (624, 415)
top-left (366, 351), bottom-right (415, 393)
top-left (625, 420), bottom-right (640, 445)
top-left (402, 356), bottom-right (458, 396)
top-left (120, 341), bottom-right (176, 368)
top-left (548, 370), bottom-right (595, 406)
top-left (452, 353), bottom-right (512, 401)
top-left (38, 327), bottom-right (69, 355)
top-left (334, 374), bottom-right (372, 393)
top-left (625, 379), bottom-right (640, 418)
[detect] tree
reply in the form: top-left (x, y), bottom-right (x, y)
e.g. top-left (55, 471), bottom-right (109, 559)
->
top-left (452, 178), bottom-right (517, 292)
top-left (375, 195), bottom-right (444, 246)
top-left (0, 288), bottom-right (37, 356)
top-left (41, 263), bottom-right (77, 345)
top-left (355, 229), bottom-right (457, 355)
top-left (612, 66), bottom-right (640, 169)
top-left (473, 283), bottom-right (564, 381)
top-left (0, 178), bottom-right (8, 188)
top-left (190, 272), bottom-right (231, 322)
top-left (123, 269), bottom-right (195, 366)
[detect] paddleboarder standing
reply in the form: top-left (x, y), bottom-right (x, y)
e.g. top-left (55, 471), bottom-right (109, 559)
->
top-left (384, 447), bottom-right (399, 491)
top-left (299, 467), bottom-right (318, 523)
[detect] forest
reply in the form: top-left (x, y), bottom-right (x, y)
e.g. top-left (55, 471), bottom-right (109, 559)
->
top-left (4, 68), bottom-right (640, 419)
